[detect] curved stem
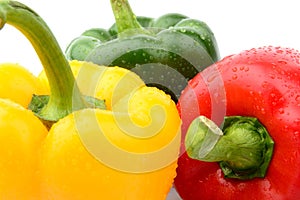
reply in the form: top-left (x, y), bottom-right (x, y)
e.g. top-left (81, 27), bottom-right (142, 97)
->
top-left (185, 115), bottom-right (274, 180)
top-left (110, 0), bottom-right (149, 36)
top-left (0, 0), bottom-right (88, 121)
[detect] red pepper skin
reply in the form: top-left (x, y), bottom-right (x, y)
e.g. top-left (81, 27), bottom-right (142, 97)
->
top-left (174, 46), bottom-right (300, 199)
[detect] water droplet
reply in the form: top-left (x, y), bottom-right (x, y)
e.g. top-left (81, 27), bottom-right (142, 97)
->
top-left (276, 50), bottom-right (283, 55)
top-left (190, 80), bottom-right (199, 88)
top-left (279, 97), bottom-right (285, 102)
top-left (262, 81), bottom-right (268, 88)
top-left (232, 67), bottom-right (237, 72)
top-left (269, 73), bottom-right (275, 79)
top-left (295, 95), bottom-right (300, 102)
top-left (177, 85), bottom-right (183, 90)
top-left (278, 108), bottom-right (284, 114)
top-left (292, 151), bottom-right (299, 160)
top-left (294, 119), bottom-right (300, 124)
top-left (278, 60), bottom-right (287, 65)
top-left (207, 74), bottom-right (219, 82)
top-left (232, 74), bottom-right (238, 80)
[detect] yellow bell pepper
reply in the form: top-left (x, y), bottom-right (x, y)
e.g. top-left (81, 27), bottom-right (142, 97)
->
top-left (39, 87), bottom-right (180, 200)
top-left (0, 98), bottom-right (47, 200)
top-left (0, 63), bottom-right (47, 107)
top-left (38, 60), bottom-right (146, 110)
top-left (0, 1), bottom-right (181, 199)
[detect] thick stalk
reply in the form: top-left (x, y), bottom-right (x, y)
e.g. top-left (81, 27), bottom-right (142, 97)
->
top-left (185, 115), bottom-right (274, 180)
top-left (110, 0), bottom-right (149, 36)
top-left (0, 0), bottom-right (88, 121)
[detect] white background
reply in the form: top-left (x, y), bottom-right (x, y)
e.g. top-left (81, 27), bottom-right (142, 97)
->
top-left (0, 1), bottom-right (298, 199)
top-left (0, 0), bottom-right (300, 75)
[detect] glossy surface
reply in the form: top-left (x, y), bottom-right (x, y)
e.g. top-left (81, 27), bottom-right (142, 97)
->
top-left (39, 92), bottom-right (181, 199)
top-left (175, 46), bottom-right (300, 199)
top-left (0, 63), bottom-right (47, 107)
top-left (0, 98), bottom-right (47, 199)
top-left (39, 61), bottom-right (181, 199)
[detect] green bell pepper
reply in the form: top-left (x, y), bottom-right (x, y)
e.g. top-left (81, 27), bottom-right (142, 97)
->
top-left (66, 0), bottom-right (220, 101)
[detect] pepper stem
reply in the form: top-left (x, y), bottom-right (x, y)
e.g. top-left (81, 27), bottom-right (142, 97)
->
top-left (0, 0), bottom-right (88, 122)
top-left (185, 116), bottom-right (274, 180)
top-left (110, 0), bottom-right (149, 36)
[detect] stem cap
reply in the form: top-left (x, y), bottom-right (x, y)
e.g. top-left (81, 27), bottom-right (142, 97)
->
top-left (185, 116), bottom-right (274, 180)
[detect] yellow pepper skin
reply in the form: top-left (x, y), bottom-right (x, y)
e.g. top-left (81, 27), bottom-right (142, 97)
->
top-left (39, 86), bottom-right (181, 200)
top-left (38, 60), bottom-right (181, 199)
top-left (0, 98), bottom-right (47, 200)
top-left (0, 1), bottom-right (181, 199)
top-left (38, 60), bottom-right (145, 110)
top-left (0, 63), bottom-right (47, 107)
top-left (0, 60), bottom-right (180, 199)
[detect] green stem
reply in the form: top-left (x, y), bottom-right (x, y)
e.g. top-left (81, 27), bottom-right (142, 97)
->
top-left (110, 0), bottom-right (149, 36)
top-left (0, 0), bottom-right (88, 121)
top-left (185, 116), bottom-right (274, 180)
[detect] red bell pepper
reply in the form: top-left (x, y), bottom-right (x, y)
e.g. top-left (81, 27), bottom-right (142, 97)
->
top-left (174, 46), bottom-right (300, 199)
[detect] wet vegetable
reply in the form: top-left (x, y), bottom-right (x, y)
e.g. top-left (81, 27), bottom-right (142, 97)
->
top-left (0, 1), bottom-right (181, 199)
top-left (66, 0), bottom-right (220, 101)
top-left (174, 46), bottom-right (300, 199)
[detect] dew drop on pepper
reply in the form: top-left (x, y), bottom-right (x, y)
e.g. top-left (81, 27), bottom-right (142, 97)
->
top-left (189, 80), bottom-right (199, 88)
top-left (232, 74), bottom-right (238, 80)
top-left (278, 108), bottom-right (285, 114)
top-left (295, 95), bottom-right (300, 103)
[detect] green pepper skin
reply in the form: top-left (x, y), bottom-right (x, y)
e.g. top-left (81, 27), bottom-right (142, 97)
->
top-left (65, 28), bottom-right (111, 61)
top-left (65, 0), bottom-right (220, 101)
